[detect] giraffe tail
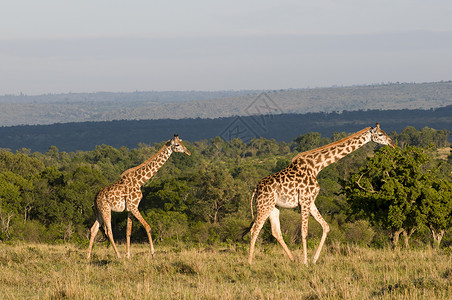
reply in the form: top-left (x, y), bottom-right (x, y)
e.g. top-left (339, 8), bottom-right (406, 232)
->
top-left (241, 186), bottom-right (258, 240)
top-left (92, 189), bottom-right (107, 235)
top-left (92, 190), bottom-right (101, 220)
top-left (250, 186), bottom-right (257, 220)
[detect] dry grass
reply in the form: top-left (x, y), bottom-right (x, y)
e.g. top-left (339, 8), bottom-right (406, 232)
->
top-left (0, 242), bottom-right (451, 299)
top-left (434, 147), bottom-right (451, 160)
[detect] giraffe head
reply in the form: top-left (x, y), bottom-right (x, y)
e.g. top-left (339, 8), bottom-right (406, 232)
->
top-left (370, 123), bottom-right (395, 148)
top-left (169, 134), bottom-right (191, 155)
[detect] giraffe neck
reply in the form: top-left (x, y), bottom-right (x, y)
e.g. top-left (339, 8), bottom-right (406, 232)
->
top-left (122, 144), bottom-right (173, 186)
top-left (293, 127), bottom-right (372, 174)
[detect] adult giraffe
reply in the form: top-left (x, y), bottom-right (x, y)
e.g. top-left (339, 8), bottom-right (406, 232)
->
top-left (247, 124), bottom-right (395, 264)
top-left (87, 134), bottom-right (191, 259)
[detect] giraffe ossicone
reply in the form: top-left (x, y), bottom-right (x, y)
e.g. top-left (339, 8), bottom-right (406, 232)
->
top-left (247, 123), bottom-right (395, 264)
top-left (86, 135), bottom-right (191, 259)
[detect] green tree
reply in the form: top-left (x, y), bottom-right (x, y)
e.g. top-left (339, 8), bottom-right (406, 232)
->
top-left (143, 178), bottom-right (192, 213)
top-left (31, 166), bottom-right (66, 225)
top-left (191, 165), bottom-right (239, 224)
top-left (292, 132), bottom-right (330, 152)
top-left (0, 150), bottom-right (45, 177)
top-left (396, 126), bottom-right (450, 148)
top-left (59, 166), bottom-right (108, 227)
top-left (419, 177), bottom-right (452, 247)
top-left (341, 145), bottom-right (430, 248)
top-left (0, 172), bottom-right (32, 239)
top-left (204, 137), bottom-right (226, 158)
top-left (419, 127), bottom-right (450, 148)
top-left (143, 209), bottom-right (188, 242)
top-left (248, 138), bottom-right (280, 157)
top-left (397, 126), bottom-right (421, 147)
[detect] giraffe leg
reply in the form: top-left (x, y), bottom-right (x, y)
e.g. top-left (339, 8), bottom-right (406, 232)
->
top-left (129, 209), bottom-right (155, 257)
top-left (248, 207), bottom-right (273, 264)
top-left (126, 212), bottom-right (133, 259)
top-left (87, 220), bottom-right (99, 259)
top-left (248, 218), bottom-right (265, 264)
top-left (310, 203), bottom-right (330, 264)
top-left (102, 209), bottom-right (121, 258)
top-left (269, 207), bottom-right (294, 261)
top-left (300, 202), bottom-right (310, 265)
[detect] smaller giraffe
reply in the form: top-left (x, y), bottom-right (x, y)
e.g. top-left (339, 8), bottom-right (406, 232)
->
top-left (247, 123), bottom-right (395, 264)
top-left (87, 134), bottom-right (191, 259)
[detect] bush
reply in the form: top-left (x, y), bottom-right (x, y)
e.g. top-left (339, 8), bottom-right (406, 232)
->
top-left (187, 222), bottom-right (222, 245)
top-left (12, 219), bottom-right (48, 243)
top-left (143, 209), bottom-right (188, 243)
top-left (344, 220), bottom-right (375, 246)
top-left (218, 213), bottom-right (250, 243)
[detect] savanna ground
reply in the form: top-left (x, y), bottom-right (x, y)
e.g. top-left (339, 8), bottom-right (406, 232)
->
top-left (0, 242), bottom-right (451, 299)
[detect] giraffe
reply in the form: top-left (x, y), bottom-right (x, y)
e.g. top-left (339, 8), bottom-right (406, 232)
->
top-left (86, 134), bottom-right (191, 259)
top-left (247, 123), bottom-right (395, 264)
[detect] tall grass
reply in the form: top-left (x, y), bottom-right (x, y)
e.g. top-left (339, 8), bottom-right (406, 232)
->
top-left (0, 242), bottom-right (450, 299)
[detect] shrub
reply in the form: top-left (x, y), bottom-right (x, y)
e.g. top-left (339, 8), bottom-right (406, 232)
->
top-left (343, 220), bottom-right (375, 246)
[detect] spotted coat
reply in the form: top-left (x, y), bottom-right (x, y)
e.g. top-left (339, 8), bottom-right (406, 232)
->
top-left (87, 135), bottom-right (191, 259)
top-left (248, 124), bottom-right (395, 264)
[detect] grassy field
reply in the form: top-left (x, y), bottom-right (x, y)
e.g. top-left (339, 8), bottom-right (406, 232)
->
top-left (0, 242), bottom-right (451, 299)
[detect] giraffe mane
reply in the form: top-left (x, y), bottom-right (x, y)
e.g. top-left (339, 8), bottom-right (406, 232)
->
top-left (120, 142), bottom-right (170, 177)
top-left (291, 127), bottom-right (372, 162)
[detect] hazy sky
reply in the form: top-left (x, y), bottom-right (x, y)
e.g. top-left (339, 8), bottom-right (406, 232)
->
top-left (1, 0), bottom-right (452, 95)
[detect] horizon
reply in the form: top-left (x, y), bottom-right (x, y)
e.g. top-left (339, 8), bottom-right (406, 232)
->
top-left (2, 79), bottom-right (451, 98)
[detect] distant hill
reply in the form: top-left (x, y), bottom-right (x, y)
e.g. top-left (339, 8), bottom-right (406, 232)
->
top-left (1, 81), bottom-right (451, 127)
top-left (1, 106), bottom-right (451, 153)
top-left (0, 90), bottom-right (257, 126)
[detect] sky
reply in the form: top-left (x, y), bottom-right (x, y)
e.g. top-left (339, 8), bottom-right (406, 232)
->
top-left (1, 0), bottom-right (452, 95)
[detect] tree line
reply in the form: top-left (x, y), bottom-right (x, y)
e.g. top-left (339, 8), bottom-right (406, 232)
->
top-left (0, 126), bottom-right (451, 250)
top-left (1, 105), bottom-right (451, 153)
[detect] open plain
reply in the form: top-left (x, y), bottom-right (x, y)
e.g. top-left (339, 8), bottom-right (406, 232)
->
top-left (0, 242), bottom-right (451, 299)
